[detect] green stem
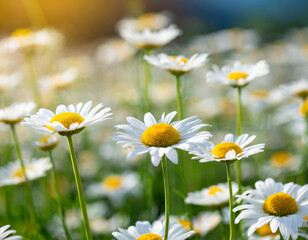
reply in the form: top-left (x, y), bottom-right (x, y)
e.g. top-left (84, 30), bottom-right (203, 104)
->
top-left (66, 135), bottom-right (93, 240)
top-left (236, 87), bottom-right (242, 194)
top-left (175, 75), bottom-right (184, 121)
top-left (48, 150), bottom-right (72, 240)
top-left (226, 163), bottom-right (234, 240)
top-left (10, 124), bottom-right (38, 234)
top-left (25, 52), bottom-right (42, 107)
top-left (161, 156), bottom-right (170, 240)
top-left (143, 49), bottom-right (151, 112)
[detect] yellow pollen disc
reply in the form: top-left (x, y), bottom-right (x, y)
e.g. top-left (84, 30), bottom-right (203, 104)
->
top-left (304, 217), bottom-right (308, 220)
top-left (11, 28), bottom-right (32, 37)
top-left (256, 223), bottom-right (279, 236)
top-left (50, 112), bottom-right (84, 129)
top-left (211, 142), bottom-right (243, 159)
top-left (295, 90), bottom-right (308, 98)
top-left (141, 123), bottom-right (181, 147)
top-left (263, 192), bottom-right (298, 216)
top-left (251, 89), bottom-right (269, 99)
top-left (39, 135), bottom-right (51, 144)
top-left (299, 99), bottom-right (308, 115)
top-left (137, 13), bottom-right (158, 30)
top-left (271, 152), bottom-right (292, 168)
top-left (103, 175), bottom-right (123, 190)
top-left (227, 72), bottom-right (248, 81)
top-left (12, 166), bottom-right (34, 179)
top-left (170, 56), bottom-right (189, 65)
top-left (178, 219), bottom-right (191, 229)
top-left (137, 233), bottom-right (162, 240)
top-left (208, 186), bottom-right (223, 195)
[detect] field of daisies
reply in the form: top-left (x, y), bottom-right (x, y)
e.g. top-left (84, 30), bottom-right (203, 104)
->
top-left (0, 10), bottom-right (308, 240)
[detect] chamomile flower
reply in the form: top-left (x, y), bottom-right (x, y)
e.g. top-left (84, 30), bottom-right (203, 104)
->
top-left (112, 219), bottom-right (195, 240)
top-left (22, 101), bottom-right (112, 136)
top-left (0, 158), bottom-right (51, 186)
top-left (0, 225), bottom-right (22, 240)
top-left (112, 111), bottom-right (212, 166)
top-left (96, 38), bottom-right (136, 65)
top-left (234, 178), bottom-right (308, 240)
top-left (191, 133), bottom-right (265, 163)
top-left (35, 134), bottom-right (59, 151)
top-left (281, 79), bottom-right (308, 99)
top-left (144, 53), bottom-right (208, 76)
top-left (119, 24), bottom-right (182, 50)
top-left (185, 182), bottom-right (239, 207)
top-left (86, 172), bottom-right (140, 205)
top-left (117, 12), bottom-right (172, 32)
top-left (207, 60), bottom-right (269, 87)
top-left (0, 101), bottom-right (36, 125)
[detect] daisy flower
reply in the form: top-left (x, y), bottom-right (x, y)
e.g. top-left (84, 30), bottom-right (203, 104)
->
top-left (22, 101), bottom-right (112, 136)
top-left (112, 111), bottom-right (212, 167)
top-left (281, 79), bottom-right (308, 99)
top-left (117, 12), bottom-right (172, 32)
top-left (191, 133), bottom-right (265, 163)
top-left (112, 219), bottom-right (195, 240)
top-left (144, 53), bottom-right (208, 76)
top-left (207, 60), bottom-right (269, 87)
top-left (234, 178), bottom-right (308, 240)
top-left (35, 134), bottom-right (59, 151)
top-left (0, 101), bottom-right (36, 125)
top-left (119, 24), bottom-right (182, 50)
top-left (0, 225), bottom-right (22, 240)
top-left (86, 172), bottom-right (140, 205)
top-left (96, 38), bottom-right (136, 65)
top-left (185, 182), bottom-right (239, 207)
top-left (0, 158), bottom-right (51, 187)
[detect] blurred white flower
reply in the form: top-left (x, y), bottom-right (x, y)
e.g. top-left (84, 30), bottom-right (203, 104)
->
top-left (207, 60), bottom-right (269, 87)
top-left (0, 158), bottom-right (51, 186)
top-left (0, 72), bottom-right (21, 92)
top-left (0, 101), bottom-right (36, 125)
top-left (35, 134), bottom-right (59, 151)
top-left (0, 225), bottom-right (22, 240)
top-left (144, 53), bottom-right (208, 76)
top-left (281, 78), bottom-right (308, 99)
top-left (185, 182), bottom-right (238, 207)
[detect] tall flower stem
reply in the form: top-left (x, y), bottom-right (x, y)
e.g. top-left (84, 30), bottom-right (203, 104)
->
top-left (175, 74), bottom-right (184, 120)
top-left (226, 163), bottom-right (234, 240)
top-left (236, 87), bottom-right (243, 193)
top-left (48, 150), bottom-right (72, 240)
top-left (66, 135), bottom-right (92, 240)
top-left (161, 156), bottom-right (170, 240)
top-left (25, 52), bottom-right (42, 107)
top-left (143, 49), bottom-right (151, 112)
top-left (10, 124), bottom-right (38, 237)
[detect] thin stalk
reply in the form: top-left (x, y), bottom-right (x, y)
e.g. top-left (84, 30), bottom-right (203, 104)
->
top-left (226, 163), bottom-right (234, 240)
top-left (236, 87), bottom-right (242, 193)
top-left (48, 150), bottom-right (72, 240)
top-left (10, 124), bottom-right (38, 233)
top-left (175, 74), bottom-right (184, 120)
top-left (161, 156), bottom-right (170, 240)
top-left (298, 115), bottom-right (308, 184)
top-left (143, 49), bottom-right (151, 112)
top-left (66, 135), bottom-right (92, 240)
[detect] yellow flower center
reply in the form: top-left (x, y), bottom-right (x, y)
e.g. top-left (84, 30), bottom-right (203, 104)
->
top-left (208, 186), bottom-right (223, 195)
top-left (39, 135), bottom-right (51, 144)
top-left (271, 152), bottom-right (293, 168)
top-left (295, 90), bottom-right (308, 98)
top-left (263, 192), bottom-right (298, 216)
top-left (170, 56), bottom-right (189, 65)
top-left (137, 233), bottom-right (162, 240)
top-left (256, 223), bottom-right (279, 236)
top-left (141, 123), bottom-right (181, 147)
top-left (227, 72), bottom-right (248, 81)
top-left (250, 89), bottom-right (269, 99)
top-left (304, 217), bottom-right (308, 220)
top-left (12, 166), bottom-right (34, 179)
top-left (299, 99), bottom-right (308, 115)
top-left (50, 112), bottom-right (84, 129)
top-left (11, 28), bottom-right (32, 37)
top-left (103, 175), bottom-right (123, 190)
top-left (211, 142), bottom-right (243, 159)
top-left (137, 13), bottom-right (159, 30)
top-left (178, 219), bottom-right (191, 229)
